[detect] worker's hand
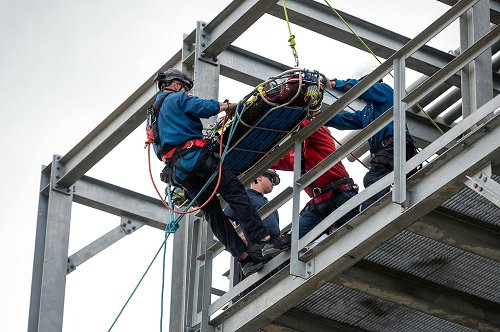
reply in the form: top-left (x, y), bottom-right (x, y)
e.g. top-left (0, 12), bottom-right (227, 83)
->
top-left (225, 102), bottom-right (237, 119)
top-left (328, 78), bottom-right (337, 88)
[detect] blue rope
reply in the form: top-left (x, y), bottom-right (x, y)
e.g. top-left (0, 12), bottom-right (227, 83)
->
top-left (108, 102), bottom-right (248, 331)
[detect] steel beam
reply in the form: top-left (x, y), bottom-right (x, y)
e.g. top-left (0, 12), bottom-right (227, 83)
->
top-left (210, 101), bottom-right (499, 331)
top-left (72, 175), bottom-right (167, 230)
top-left (404, 24), bottom-right (500, 108)
top-left (408, 207), bottom-right (500, 262)
top-left (199, 0), bottom-right (279, 58)
top-left (460, 0), bottom-right (494, 117)
top-left (271, 308), bottom-right (365, 332)
top-left (268, 0), bottom-right (458, 85)
top-left (170, 213), bottom-right (195, 332)
top-left (55, 53), bottom-right (182, 187)
top-left (464, 165), bottom-right (500, 206)
top-left (66, 217), bottom-right (143, 274)
top-left (28, 166), bottom-right (50, 332)
top-left (334, 261), bottom-right (500, 331)
top-left (437, 0), bottom-right (500, 24)
top-left (34, 157), bottom-right (73, 332)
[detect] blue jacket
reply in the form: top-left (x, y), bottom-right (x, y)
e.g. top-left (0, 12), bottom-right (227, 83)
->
top-left (224, 188), bottom-right (280, 238)
top-left (325, 79), bottom-right (409, 149)
top-left (155, 91), bottom-right (220, 181)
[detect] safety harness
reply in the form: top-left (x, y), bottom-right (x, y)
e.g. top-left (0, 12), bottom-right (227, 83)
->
top-left (146, 91), bottom-right (173, 160)
top-left (146, 91), bottom-right (208, 184)
top-left (300, 142), bottom-right (358, 206)
top-left (310, 177), bottom-right (358, 205)
top-left (370, 135), bottom-right (418, 169)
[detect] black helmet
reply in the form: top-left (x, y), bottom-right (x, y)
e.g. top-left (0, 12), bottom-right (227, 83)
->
top-left (155, 68), bottom-right (193, 91)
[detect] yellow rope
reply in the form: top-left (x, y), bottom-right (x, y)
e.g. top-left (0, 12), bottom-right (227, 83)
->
top-left (323, 0), bottom-right (445, 135)
top-left (282, 0), bottom-right (299, 67)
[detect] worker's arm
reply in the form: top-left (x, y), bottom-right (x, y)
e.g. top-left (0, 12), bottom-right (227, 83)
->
top-left (332, 79), bottom-right (392, 104)
top-left (177, 92), bottom-right (222, 118)
top-left (325, 111), bottom-right (364, 130)
top-left (272, 150), bottom-right (295, 171)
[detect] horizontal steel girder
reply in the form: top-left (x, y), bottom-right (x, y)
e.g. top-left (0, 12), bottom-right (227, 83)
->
top-left (334, 260), bottom-right (500, 331)
top-left (437, 0), bottom-right (500, 24)
top-left (408, 207), bottom-right (500, 263)
top-left (268, 0), bottom-right (457, 85)
top-left (72, 175), bottom-right (168, 230)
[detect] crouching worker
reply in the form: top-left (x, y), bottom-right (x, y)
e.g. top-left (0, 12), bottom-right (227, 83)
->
top-left (149, 68), bottom-right (291, 276)
top-left (274, 119), bottom-right (359, 240)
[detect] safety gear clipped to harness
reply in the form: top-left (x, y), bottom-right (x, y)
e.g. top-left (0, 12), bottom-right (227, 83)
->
top-left (145, 92), bottom-right (172, 160)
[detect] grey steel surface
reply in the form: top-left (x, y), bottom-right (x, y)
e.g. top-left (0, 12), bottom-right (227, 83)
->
top-left (34, 157), bottom-right (74, 332)
top-left (211, 107), bottom-right (499, 330)
top-left (443, 175), bottom-right (500, 225)
top-left (296, 283), bottom-right (480, 332)
top-left (28, 167), bottom-right (50, 332)
top-left (268, 0), bottom-right (461, 87)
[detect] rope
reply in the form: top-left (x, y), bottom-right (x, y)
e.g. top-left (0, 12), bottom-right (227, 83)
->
top-left (109, 102), bottom-right (248, 331)
top-left (322, 0), bottom-right (445, 135)
top-left (282, 0), bottom-right (299, 67)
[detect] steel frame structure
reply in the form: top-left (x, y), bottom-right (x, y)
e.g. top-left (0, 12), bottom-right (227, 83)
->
top-left (29, 0), bottom-right (499, 331)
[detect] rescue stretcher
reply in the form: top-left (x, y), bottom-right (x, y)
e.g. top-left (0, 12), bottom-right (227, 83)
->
top-left (208, 69), bottom-right (327, 174)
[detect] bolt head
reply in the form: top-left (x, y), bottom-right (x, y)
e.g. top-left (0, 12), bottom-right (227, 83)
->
top-left (200, 52), bottom-right (206, 57)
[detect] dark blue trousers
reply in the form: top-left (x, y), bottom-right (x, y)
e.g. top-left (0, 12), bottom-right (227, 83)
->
top-left (361, 142), bottom-right (418, 211)
top-left (299, 191), bottom-right (359, 239)
top-left (174, 149), bottom-right (269, 258)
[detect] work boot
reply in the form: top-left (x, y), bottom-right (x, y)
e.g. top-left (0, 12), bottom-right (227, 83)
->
top-left (239, 247), bottom-right (267, 277)
top-left (261, 234), bottom-right (291, 258)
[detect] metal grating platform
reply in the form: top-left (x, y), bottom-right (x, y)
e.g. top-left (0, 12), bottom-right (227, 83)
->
top-left (442, 174), bottom-right (500, 226)
top-left (296, 283), bottom-right (477, 332)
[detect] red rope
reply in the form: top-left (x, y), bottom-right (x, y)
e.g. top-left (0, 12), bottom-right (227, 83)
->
top-left (146, 116), bottom-right (228, 215)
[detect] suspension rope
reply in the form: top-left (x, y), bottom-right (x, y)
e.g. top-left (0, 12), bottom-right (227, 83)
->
top-left (282, 0), bottom-right (299, 67)
top-left (322, 0), bottom-right (445, 135)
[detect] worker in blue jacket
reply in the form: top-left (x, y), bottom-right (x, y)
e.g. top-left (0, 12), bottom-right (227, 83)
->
top-left (225, 169), bottom-right (281, 240)
top-left (152, 68), bottom-right (290, 276)
top-left (326, 63), bottom-right (418, 211)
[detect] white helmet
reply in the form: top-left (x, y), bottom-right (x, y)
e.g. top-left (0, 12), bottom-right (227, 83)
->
top-left (352, 62), bottom-right (377, 80)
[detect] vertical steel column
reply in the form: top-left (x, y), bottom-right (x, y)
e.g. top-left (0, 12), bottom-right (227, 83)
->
top-left (290, 140), bottom-right (306, 278)
top-left (194, 21), bottom-right (221, 130)
top-left (28, 167), bottom-right (50, 332)
top-left (460, 0), bottom-right (493, 117)
top-left (29, 156), bottom-right (73, 332)
top-left (185, 218), bottom-right (201, 330)
top-left (199, 221), bottom-right (215, 332)
top-left (393, 58), bottom-right (407, 205)
top-left (169, 213), bottom-right (190, 332)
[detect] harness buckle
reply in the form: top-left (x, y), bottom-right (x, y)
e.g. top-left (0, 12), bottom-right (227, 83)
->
top-left (313, 187), bottom-right (322, 197)
top-left (185, 140), bottom-right (194, 149)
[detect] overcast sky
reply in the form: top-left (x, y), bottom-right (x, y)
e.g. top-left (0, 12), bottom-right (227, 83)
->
top-left (0, 1), bottom-right (459, 331)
